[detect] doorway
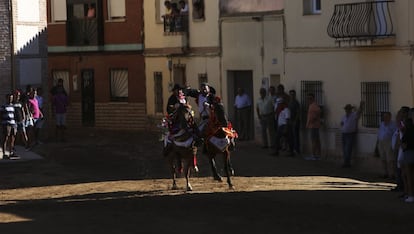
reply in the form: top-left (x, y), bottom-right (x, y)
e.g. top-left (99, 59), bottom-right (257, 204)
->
top-left (173, 65), bottom-right (186, 86)
top-left (227, 70), bottom-right (254, 139)
top-left (81, 69), bottom-right (95, 126)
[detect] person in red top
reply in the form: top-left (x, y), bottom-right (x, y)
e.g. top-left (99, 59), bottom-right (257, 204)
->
top-left (305, 93), bottom-right (321, 160)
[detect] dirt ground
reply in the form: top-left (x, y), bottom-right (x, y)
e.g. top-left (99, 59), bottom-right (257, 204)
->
top-left (1, 129), bottom-right (414, 234)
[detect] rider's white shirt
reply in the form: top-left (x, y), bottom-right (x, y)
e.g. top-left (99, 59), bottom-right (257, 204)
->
top-left (198, 94), bottom-right (209, 117)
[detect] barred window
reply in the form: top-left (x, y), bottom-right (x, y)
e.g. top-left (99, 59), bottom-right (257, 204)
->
top-left (361, 82), bottom-right (390, 128)
top-left (303, 0), bottom-right (321, 15)
top-left (198, 73), bottom-right (208, 86)
top-left (192, 0), bottom-right (205, 20)
top-left (300, 80), bottom-right (323, 125)
top-left (110, 69), bottom-right (128, 101)
top-left (52, 70), bottom-right (70, 95)
top-left (154, 72), bottom-right (164, 113)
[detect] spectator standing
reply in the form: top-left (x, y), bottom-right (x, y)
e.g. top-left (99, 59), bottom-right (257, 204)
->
top-left (268, 86), bottom-right (278, 104)
top-left (52, 90), bottom-right (69, 142)
top-left (13, 90), bottom-right (29, 150)
top-left (179, 0), bottom-right (189, 14)
top-left (51, 78), bottom-right (67, 96)
top-left (305, 93), bottom-right (321, 160)
top-left (276, 84), bottom-right (290, 104)
top-left (171, 2), bottom-right (180, 16)
top-left (34, 87), bottom-right (45, 144)
top-left (288, 89), bottom-right (301, 155)
top-left (256, 88), bottom-right (276, 149)
top-left (377, 111), bottom-right (397, 177)
top-left (164, 1), bottom-right (172, 16)
top-left (86, 4), bottom-right (96, 18)
top-left (400, 118), bottom-right (414, 203)
top-left (340, 102), bottom-right (364, 168)
top-left (392, 106), bottom-right (410, 192)
top-left (234, 88), bottom-right (252, 140)
top-left (268, 86), bottom-right (278, 135)
top-left (272, 98), bottom-right (293, 156)
top-left (1, 94), bottom-right (17, 159)
top-left (27, 89), bottom-right (43, 146)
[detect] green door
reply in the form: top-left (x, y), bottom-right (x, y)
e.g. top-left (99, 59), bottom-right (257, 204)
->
top-left (81, 69), bottom-right (95, 126)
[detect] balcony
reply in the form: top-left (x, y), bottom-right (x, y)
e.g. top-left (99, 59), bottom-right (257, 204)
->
top-left (162, 15), bottom-right (189, 53)
top-left (67, 18), bottom-right (103, 46)
top-left (327, 1), bottom-right (395, 47)
top-left (163, 15), bottom-right (189, 33)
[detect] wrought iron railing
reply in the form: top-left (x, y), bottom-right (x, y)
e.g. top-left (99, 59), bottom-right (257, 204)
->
top-left (163, 15), bottom-right (189, 33)
top-left (361, 82), bottom-right (389, 128)
top-left (327, 1), bottom-right (395, 40)
top-left (67, 18), bottom-right (100, 46)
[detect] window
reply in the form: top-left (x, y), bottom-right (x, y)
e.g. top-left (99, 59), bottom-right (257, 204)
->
top-left (66, 1), bottom-right (101, 46)
top-left (300, 80), bottom-right (323, 125)
top-left (110, 69), bottom-right (128, 101)
top-left (52, 70), bottom-right (70, 95)
top-left (107, 0), bottom-right (126, 20)
top-left (160, 0), bottom-right (189, 32)
top-left (51, 0), bottom-right (67, 22)
top-left (154, 72), bottom-right (164, 113)
top-left (198, 73), bottom-right (208, 86)
top-left (361, 82), bottom-right (389, 128)
top-left (303, 0), bottom-right (321, 15)
top-left (192, 0), bottom-right (205, 20)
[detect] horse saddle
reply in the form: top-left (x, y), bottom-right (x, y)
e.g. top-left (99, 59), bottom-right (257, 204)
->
top-left (209, 136), bottom-right (230, 152)
top-left (172, 129), bottom-right (194, 148)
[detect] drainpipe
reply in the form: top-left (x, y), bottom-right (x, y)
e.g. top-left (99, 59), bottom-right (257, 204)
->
top-left (410, 45), bottom-right (414, 106)
top-left (219, 15), bottom-right (223, 98)
top-left (252, 16), bottom-right (265, 79)
top-left (9, 0), bottom-right (15, 90)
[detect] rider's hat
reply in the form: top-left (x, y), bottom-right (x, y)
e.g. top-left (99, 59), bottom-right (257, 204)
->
top-left (172, 84), bottom-right (183, 91)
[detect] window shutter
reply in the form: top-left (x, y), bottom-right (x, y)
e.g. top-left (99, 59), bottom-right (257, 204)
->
top-left (52, 0), bottom-right (67, 21)
top-left (109, 0), bottom-right (126, 18)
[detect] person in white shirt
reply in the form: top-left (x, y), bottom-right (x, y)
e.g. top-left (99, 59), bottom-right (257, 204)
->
top-left (234, 88), bottom-right (251, 140)
top-left (340, 102), bottom-right (364, 167)
top-left (272, 98), bottom-right (293, 156)
top-left (377, 111), bottom-right (397, 178)
top-left (179, 0), bottom-right (189, 14)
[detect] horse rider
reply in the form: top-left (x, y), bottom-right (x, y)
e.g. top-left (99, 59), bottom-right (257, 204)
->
top-left (186, 83), bottom-right (216, 120)
top-left (165, 83), bottom-right (199, 172)
top-left (167, 84), bottom-right (188, 115)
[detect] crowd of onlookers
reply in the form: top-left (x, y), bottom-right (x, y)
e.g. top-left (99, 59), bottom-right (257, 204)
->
top-left (377, 106), bottom-right (414, 203)
top-left (0, 79), bottom-right (68, 160)
top-left (254, 83), bottom-right (414, 203)
top-left (255, 84), bottom-right (301, 157)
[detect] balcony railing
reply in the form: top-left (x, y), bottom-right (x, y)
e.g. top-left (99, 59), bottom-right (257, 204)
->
top-left (163, 15), bottom-right (189, 33)
top-left (67, 18), bottom-right (101, 46)
top-left (327, 1), bottom-right (395, 41)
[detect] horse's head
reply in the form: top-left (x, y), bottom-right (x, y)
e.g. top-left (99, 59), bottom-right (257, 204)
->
top-left (173, 104), bottom-right (194, 129)
top-left (211, 102), bottom-right (228, 127)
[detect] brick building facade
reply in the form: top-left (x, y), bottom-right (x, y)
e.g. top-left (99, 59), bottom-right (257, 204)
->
top-left (47, 0), bottom-right (146, 130)
top-left (0, 0), bottom-right (13, 97)
top-left (0, 0), bottom-right (48, 104)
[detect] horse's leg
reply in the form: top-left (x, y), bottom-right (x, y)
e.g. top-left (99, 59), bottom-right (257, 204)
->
top-left (192, 146), bottom-right (199, 173)
top-left (228, 155), bottom-right (235, 176)
top-left (223, 150), bottom-right (234, 189)
top-left (184, 157), bottom-right (193, 191)
top-left (169, 155), bottom-right (178, 190)
top-left (209, 154), bottom-right (222, 182)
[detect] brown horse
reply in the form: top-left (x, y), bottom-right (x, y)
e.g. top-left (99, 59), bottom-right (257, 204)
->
top-left (162, 104), bottom-right (198, 191)
top-left (202, 99), bottom-right (237, 189)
